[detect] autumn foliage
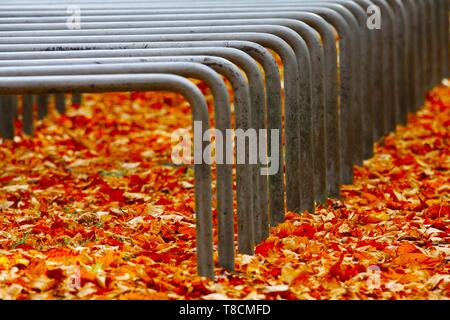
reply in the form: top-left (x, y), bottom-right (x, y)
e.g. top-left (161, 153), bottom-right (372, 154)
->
top-left (0, 82), bottom-right (448, 299)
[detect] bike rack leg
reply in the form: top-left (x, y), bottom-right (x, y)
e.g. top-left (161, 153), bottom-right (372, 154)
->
top-left (36, 94), bottom-right (48, 119)
top-left (72, 93), bottom-right (82, 106)
top-left (0, 95), bottom-right (15, 139)
top-left (0, 73), bottom-right (216, 279)
top-left (55, 93), bottom-right (66, 113)
top-left (22, 94), bottom-right (34, 135)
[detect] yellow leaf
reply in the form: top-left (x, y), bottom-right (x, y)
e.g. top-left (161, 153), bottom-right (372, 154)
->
top-left (0, 256), bottom-right (10, 269)
top-left (367, 212), bottom-right (390, 223)
top-left (281, 265), bottom-right (300, 284)
top-left (393, 190), bottom-right (407, 202)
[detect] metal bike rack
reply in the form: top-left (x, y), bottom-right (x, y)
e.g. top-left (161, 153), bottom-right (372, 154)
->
top-left (4, 1), bottom-right (448, 161)
top-left (0, 59), bottom-right (256, 273)
top-left (0, 5), bottom-right (372, 198)
top-left (0, 72), bottom-right (215, 278)
top-left (0, 27), bottom-right (309, 214)
top-left (0, 36), bottom-right (306, 266)
top-left (0, 0), bottom-right (447, 279)
top-left (0, 42), bottom-right (284, 249)
top-left (0, 3), bottom-right (374, 199)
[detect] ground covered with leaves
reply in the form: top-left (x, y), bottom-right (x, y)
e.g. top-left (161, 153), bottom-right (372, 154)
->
top-left (0, 81), bottom-right (448, 300)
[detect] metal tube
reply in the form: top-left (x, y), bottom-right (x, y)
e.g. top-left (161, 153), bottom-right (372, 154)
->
top-left (0, 27), bottom-right (308, 216)
top-left (22, 95), bottom-right (34, 136)
top-left (0, 6), bottom-right (364, 196)
top-left (404, 0), bottom-right (423, 111)
top-left (0, 32), bottom-right (301, 215)
top-left (36, 94), bottom-right (48, 120)
top-left (72, 93), bottom-right (82, 106)
top-left (0, 60), bottom-right (243, 269)
top-left (0, 73), bottom-right (215, 279)
top-left (0, 5), bottom-right (370, 188)
top-left (0, 42), bottom-right (286, 227)
top-left (0, 4), bottom-right (326, 209)
top-left (2, 0), bottom-right (439, 277)
top-left (55, 93), bottom-right (65, 113)
top-left (0, 95), bottom-right (15, 139)
top-left (392, 0), bottom-right (411, 125)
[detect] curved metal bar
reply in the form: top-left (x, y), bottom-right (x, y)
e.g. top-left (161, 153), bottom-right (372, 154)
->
top-left (177, 6), bottom-right (361, 186)
top-left (0, 3), bottom-right (368, 188)
top-left (0, 42), bottom-right (286, 228)
top-left (267, 2), bottom-right (364, 173)
top-left (0, 16), bottom-right (320, 212)
top-left (0, 37), bottom-right (274, 272)
top-left (0, 37), bottom-right (288, 239)
top-left (0, 59), bottom-right (247, 273)
top-left (0, 3), bottom-right (359, 185)
top-left (0, 20), bottom-right (310, 212)
top-left (7, 2), bottom-right (440, 94)
top-left (0, 31), bottom-right (300, 226)
top-left (0, 72), bottom-right (214, 278)
top-left (1, 0), bottom-right (445, 279)
top-left (0, 17), bottom-right (321, 209)
top-left (1, 1), bottom-right (428, 202)
top-left (267, 2), bottom-right (363, 192)
top-left (0, 2), bottom-right (442, 154)
top-left (0, 7), bottom-right (356, 200)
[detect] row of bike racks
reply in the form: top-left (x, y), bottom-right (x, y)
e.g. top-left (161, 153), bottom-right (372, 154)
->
top-left (0, 0), bottom-right (448, 279)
